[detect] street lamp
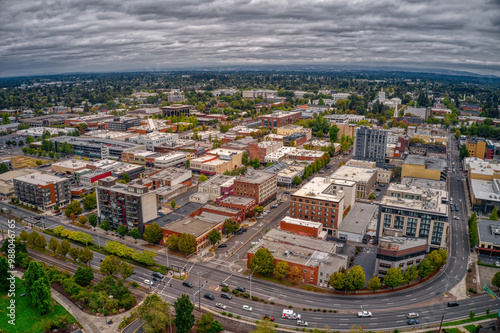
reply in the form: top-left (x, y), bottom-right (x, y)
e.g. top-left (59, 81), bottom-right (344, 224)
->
top-left (250, 265), bottom-right (259, 299)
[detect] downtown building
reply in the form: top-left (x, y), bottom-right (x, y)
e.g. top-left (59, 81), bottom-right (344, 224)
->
top-left (353, 126), bottom-right (388, 167)
top-left (233, 169), bottom-right (277, 206)
top-left (14, 173), bottom-right (71, 211)
top-left (96, 177), bottom-right (158, 233)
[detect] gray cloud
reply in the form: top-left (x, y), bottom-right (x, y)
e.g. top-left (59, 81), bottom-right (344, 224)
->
top-left (0, 0), bottom-right (499, 77)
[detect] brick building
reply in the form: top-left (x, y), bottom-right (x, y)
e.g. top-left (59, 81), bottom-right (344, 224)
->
top-left (233, 169), bottom-right (277, 205)
top-left (248, 141), bottom-right (283, 161)
top-left (280, 216), bottom-right (324, 238)
top-left (218, 196), bottom-right (256, 216)
top-left (260, 111), bottom-right (301, 129)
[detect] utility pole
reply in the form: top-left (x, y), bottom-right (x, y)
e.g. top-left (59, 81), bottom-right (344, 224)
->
top-left (438, 314), bottom-right (444, 333)
top-left (166, 246), bottom-right (169, 268)
top-left (250, 265), bottom-right (258, 299)
top-left (198, 273), bottom-right (201, 311)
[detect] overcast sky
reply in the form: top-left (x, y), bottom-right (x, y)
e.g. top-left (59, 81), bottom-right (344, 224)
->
top-left (1, 0), bottom-right (500, 78)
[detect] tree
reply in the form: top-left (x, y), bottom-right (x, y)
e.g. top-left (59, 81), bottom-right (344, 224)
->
top-left (88, 215), bottom-right (98, 229)
top-left (346, 266), bottom-right (365, 291)
top-left (208, 229), bottom-right (221, 245)
top-left (171, 200), bottom-right (177, 209)
top-left (34, 234), bottom-right (47, 249)
top-left (402, 265), bottom-right (419, 285)
top-left (242, 151), bottom-right (249, 165)
top-left (249, 248), bottom-right (274, 276)
top-left (36, 160), bottom-right (43, 166)
top-left (69, 247), bottom-right (80, 261)
top-left (2, 113), bottom-right (11, 124)
top-left (369, 193), bottom-right (375, 200)
top-left (100, 220), bottom-right (110, 234)
top-left (23, 261), bottom-right (52, 314)
top-left (251, 158), bottom-right (261, 168)
top-left (199, 174), bottom-right (208, 182)
top-left (27, 230), bottom-right (39, 246)
top-left (367, 276), bottom-right (382, 291)
top-left (491, 206), bottom-right (498, 221)
top-left (427, 249), bottom-right (448, 269)
top-left (418, 258), bottom-right (435, 279)
top-left (273, 261), bottom-right (289, 280)
top-left (460, 144), bottom-right (470, 160)
top-left (178, 233), bottom-right (197, 254)
top-left (166, 234), bottom-right (179, 250)
top-left (287, 266), bottom-right (304, 285)
top-left (99, 255), bottom-right (122, 276)
top-left (122, 173), bottom-right (130, 183)
top-left (57, 239), bottom-right (71, 257)
top-left (316, 130), bottom-right (324, 138)
top-left (196, 312), bottom-right (224, 333)
top-left (255, 206), bottom-right (264, 214)
top-left (143, 222), bottom-right (164, 244)
top-left (70, 213), bottom-right (76, 222)
top-left (137, 294), bottom-right (172, 333)
top-left (78, 247), bottom-right (94, 266)
top-left (78, 215), bottom-right (87, 225)
top-left (253, 319), bottom-right (276, 333)
top-left (0, 256), bottom-right (9, 292)
top-left (329, 270), bottom-right (347, 290)
top-left (174, 294), bottom-right (195, 333)
top-left (292, 176), bottom-right (302, 185)
top-left (82, 192), bottom-right (97, 210)
top-left (129, 228), bottom-right (141, 243)
top-left (48, 238), bottom-right (59, 254)
top-left (65, 200), bottom-right (82, 218)
top-left (26, 136), bottom-right (34, 144)
top-left (120, 262), bottom-right (135, 281)
top-left (492, 271), bottom-right (500, 290)
top-left (117, 225), bottom-right (128, 237)
top-left (19, 229), bottom-right (29, 242)
top-left (384, 267), bottom-right (403, 289)
top-left (74, 267), bottom-right (94, 286)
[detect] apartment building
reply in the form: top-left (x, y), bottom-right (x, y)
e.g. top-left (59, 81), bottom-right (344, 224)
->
top-left (402, 155), bottom-right (448, 181)
top-left (107, 117), bottom-right (141, 131)
top-left (233, 169), bottom-right (277, 205)
top-left (374, 236), bottom-right (428, 277)
top-left (189, 148), bottom-right (244, 175)
top-left (248, 140), bottom-right (283, 161)
top-left (154, 152), bottom-right (188, 169)
top-left (96, 177), bottom-right (157, 233)
top-left (146, 167), bottom-right (192, 187)
top-left (242, 90), bottom-right (278, 99)
top-left (353, 126), bottom-right (388, 166)
top-left (51, 136), bottom-right (142, 160)
top-left (378, 184), bottom-right (449, 249)
top-left (218, 196), bottom-right (256, 216)
top-left (477, 220), bottom-right (500, 257)
top-left (190, 174), bottom-right (235, 204)
top-left (161, 104), bottom-right (192, 117)
top-left (466, 159), bottom-right (500, 213)
top-left (290, 177), bottom-right (345, 237)
top-left (466, 138), bottom-right (495, 160)
top-left (283, 132), bottom-right (307, 147)
top-left (276, 125), bottom-right (312, 141)
top-left (330, 163), bottom-right (377, 199)
top-left (14, 173), bottom-right (71, 210)
top-left (260, 111), bottom-right (301, 129)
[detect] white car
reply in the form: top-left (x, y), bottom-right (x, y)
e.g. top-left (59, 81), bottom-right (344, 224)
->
top-left (297, 320), bottom-right (309, 326)
top-left (144, 279), bottom-right (153, 286)
top-left (407, 312), bottom-right (420, 319)
top-left (215, 303), bottom-right (227, 310)
top-left (242, 305), bottom-right (252, 311)
top-left (357, 311), bottom-right (372, 317)
top-left (453, 216), bottom-right (460, 220)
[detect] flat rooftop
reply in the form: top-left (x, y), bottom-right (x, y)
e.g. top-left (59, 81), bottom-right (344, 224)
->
top-left (379, 236), bottom-right (428, 251)
top-left (15, 172), bottom-right (67, 185)
top-left (220, 196), bottom-right (255, 205)
top-left (162, 217), bottom-right (221, 238)
top-left (281, 216), bottom-right (321, 229)
top-left (471, 179), bottom-right (500, 203)
top-left (401, 177), bottom-right (447, 191)
top-left (150, 202), bottom-right (204, 227)
top-left (51, 136), bottom-right (142, 149)
top-left (292, 177), bottom-right (344, 202)
top-left (200, 175), bottom-right (234, 188)
top-left (404, 155), bottom-right (448, 171)
top-left (339, 202), bottom-right (378, 235)
top-left (380, 184), bottom-right (449, 215)
top-left (235, 169), bottom-right (275, 185)
top-left (52, 159), bottom-right (90, 169)
top-left (478, 220), bottom-right (500, 245)
top-left (148, 167), bottom-right (191, 180)
top-left (331, 165), bottom-right (377, 183)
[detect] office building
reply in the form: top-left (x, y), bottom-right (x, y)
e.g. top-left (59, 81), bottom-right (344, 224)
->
top-left (260, 111), bottom-right (301, 129)
top-left (466, 138), bottom-right (495, 160)
top-left (248, 141), bottom-right (283, 161)
top-left (190, 148), bottom-right (244, 175)
top-left (374, 236), bottom-right (428, 277)
top-left (353, 126), bottom-right (387, 166)
top-left (330, 163), bottom-right (377, 200)
top-left (477, 220), bottom-right (500, 257)
top-left (14, 173), bottom-right (71, 210)
top-left (338, 202), bottom-right (378, 243)
top-left (128, 132), bottom-right (179, 151)
top-left (96, 177), bottom-right (157, 233)
top-left (51, 136), bottom-right (142, 160)
top-left (161, 104), bottom-right (192, 117)
top-left (276, 125), bottom-right (312, 141)
top-left (154, 152), bottom-right (188, 168)
top-left (107, 117), bottom-right (141, 131)
top-left (233, 169), bottom-right (277, 205)
top-left (242, 90), bottom-right (278, 99)
top-left (402, 155), bottom-right (448, 181)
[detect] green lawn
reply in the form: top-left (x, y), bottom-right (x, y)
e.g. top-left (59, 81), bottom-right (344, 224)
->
top-left (0, 277), bottom-right (77, 333)
top-left (464, 324), bottom-right (481, 333)
top-left (444, 328), bottom-right (462, 333)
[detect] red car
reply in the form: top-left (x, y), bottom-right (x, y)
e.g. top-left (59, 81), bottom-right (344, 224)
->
top-left (263, 314), bottom-right (274, 321)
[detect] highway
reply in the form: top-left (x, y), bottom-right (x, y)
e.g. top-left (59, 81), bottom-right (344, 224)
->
top-left (1, 138), bottom-right (497, 330)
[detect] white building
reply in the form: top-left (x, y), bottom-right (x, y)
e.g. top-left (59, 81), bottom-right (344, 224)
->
top-left (154, 152), bottom-right (187, 168)
top-left (129, 132), bottom-right (179, 150)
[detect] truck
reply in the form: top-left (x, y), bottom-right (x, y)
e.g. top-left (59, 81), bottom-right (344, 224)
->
top-left (282, 309), bottom-right (301, 319)
top-left (357, 311), bottom-right (372, 317)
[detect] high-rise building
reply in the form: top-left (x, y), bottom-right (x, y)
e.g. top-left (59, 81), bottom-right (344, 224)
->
top-left (14, 173), bottom-right (71, 210)
top-left (353, 126), bottom-right (387, 166)
top-left (96, 177), bottom-right (157, 233)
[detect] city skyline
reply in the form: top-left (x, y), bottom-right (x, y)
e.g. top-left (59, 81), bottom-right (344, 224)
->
top-left (1, 0), bottom-right (500, 77)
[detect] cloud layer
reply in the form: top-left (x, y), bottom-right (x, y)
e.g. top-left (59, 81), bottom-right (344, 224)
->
top-left (1, 0), bottom-right (500, 77)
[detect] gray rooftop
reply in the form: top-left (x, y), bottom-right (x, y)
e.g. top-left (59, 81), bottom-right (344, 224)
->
top-left (236, 169), bottom-right (276, 184)
top-left (220, 196), bottom-right (255, 205)
top-left (478, 220), bottom-right (500, 246)
top-left (401, 177), bottom-right (447, 191)
top-left (149, 202), bottom-right (203, 227)
top-left (404, 155), bottom-right (448, 171)
top-left (339, 202), bottom-right (378, 235)
top-left (264, 229), bottom-right (338, 253)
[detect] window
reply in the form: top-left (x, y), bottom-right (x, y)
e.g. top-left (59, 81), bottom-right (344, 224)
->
top-left (310, 277), bottom-right (313, 282)
top-left (383, 214), bottom-right (392, 228)
top-left (303, 270), bottom-right (307, 273)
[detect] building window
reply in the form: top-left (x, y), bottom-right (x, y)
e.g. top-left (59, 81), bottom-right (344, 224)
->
top-left (383, 214), bottom-right (392, 228)
top-left (431, 222), bottom-right (444, 245)
top-left (394, 215), bottom-right (405, 229)
top-left (406, 218), bottom-right (417, 237)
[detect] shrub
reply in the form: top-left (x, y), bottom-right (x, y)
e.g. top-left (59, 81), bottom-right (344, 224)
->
top-left (323, 309), bottom-right (326, 312)
top-left (334, 310), bottom-right (337, 313)
top-left (303, 308), bottom-right (306, 311)
top-left (236, 315), bottom-right (241, 319)
top-left (264, 301), bottom-right (268, 304)
top-left (222, 286), bottom-right (229, 292)
top-left (468, 268), bottom-right (472, 273)
top-left (270, 301), bottom-right (274, 304)
top-left (222, 312), bottom-right (226, 315)
top-left (131, 281), bottom-right (139, 288)
top-left (252, 296), bottom-right (258, 301)
top-left (395, 330), bottom-right (399, 333)
top-left (228, 313), bottom-right (233, 317)
top-left (296, 329), bottom-right (300, 331)
top-left (487, 308), bottom-right (490, 314)
top-left (470, 311), bottom-right (475, 319)
top-left (288, 305), bottom-right (293, 308)
top-left (329, 310), bottom-right (333, 313)
top-left (232, 289), bottom-right (238, 295)
top-left (243, 293), bottom-right (249, 298)
top-left (309, 308), bottom-right (312, 311)
top-left (275, 324), bottom-right (278, 328)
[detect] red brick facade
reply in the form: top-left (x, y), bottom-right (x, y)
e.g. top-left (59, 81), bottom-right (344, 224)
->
top-left (289, 196), bottom-right (340, 231)
top-left (280, 220), bottom-right (321, 238)
top-left (218, 198), bottom-right (256, 216)
top-left (260, 112), bottom-right (301, 129)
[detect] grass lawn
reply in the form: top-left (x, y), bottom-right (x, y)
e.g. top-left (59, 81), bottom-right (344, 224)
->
top-left (0, 277), bottom-right (77, 333)
top-left (444, 328), bottom-right (462, 333)
top-left (10, 155), bottom-right (42, 169)
top-left (443, 314), bottom-right (496, 326)
top-left (464, 324), bottom-right (481, 333)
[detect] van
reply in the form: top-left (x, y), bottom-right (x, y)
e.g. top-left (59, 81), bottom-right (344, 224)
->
top-left (183, 281), bottom-right (194, 288)
top-left (282, 309), bottom-right (301, 319)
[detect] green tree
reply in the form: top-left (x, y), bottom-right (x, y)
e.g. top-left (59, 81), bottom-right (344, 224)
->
top-left (346, 266), bottom-right (366, 291)
top-left (69, 247), bottom-right (80, 261)
top-left (19, 229), bottom-right (29, 242)
top-left (199, 174), bottom-right (208, 182)
top-left (255, 206), bottom-right (264, 214)
top-left (48, 237), bottom-right (59, 254)
top-left (251, 158), bottom-right (261, 168)
top-left (0, 256), bottom-right (9, 292)
top-left (249, 248), bottom-right (274, 276)
top-left (329, 270), bottom-right (347, 290)
top-left (23, 261), bottom-right (52, 314)
top-left (2, 113), bottom-right (11, 124)
top-left (418, 258), bottom-right (435, 279)
top-left (402, 265), bottom-right (419, 285)
top-left (491, 206), bottom-right (498, 221)
top-left (316, 129), bottom-right (324, 138)
top-left (117, 225), bottom-right (128, 237)
top-left (129, 228), bottom-right (141, 243)
top-left (384, 267), bottom-right (403, 289)
top-left (427, 249), bottom-right (448, 269)
top-left (99, 255), bottom-right (122, 276)
top-left (369, 193), bottom-right (375, 200)
top-left (78, 247), bottom-right (94, 266)
top-left (34, 234), bottom-right (47, 249)
top-left (120, 262), bottom-right (135, 281)
top-left (35, 160), bottom-right (43, 166)
top-left (78, 215), bottom-right (87, 225)
top-left (27, 230), bottom-right (39, 246)
top-left (171, 200), bottom-right (176, 209)
top-left (88, 214), bottom-right (98, 229)
top-left (367, 276), bottom-right (382, 291)
top-left (100, 220), bottom-right (111, 234)
top-left (292, 176), bottom-right (302, 185)
top-left (460, 144), bottom-right (470, 159)
top-left (122, 173), bottom-right (130, 183)
top-left (57, 239), bottom-right (71, 257)
top-left (82, 192), bottom-right (97, 210)
top-left (492, 271), bottom-right (500, 290)
top-left (273, 261), bottom-right (289, 280)
top-left (137, 294), bottom-right (172, 333)
top-left (74, 267), bottom-right (94, 286)
top-left (178, 233), bottom-right (197, 254)
top-left (174, 294), bottom-right (195, 333)
top-left (26, 136), bottom-right (34, 144)
top-left (242, 151), bottom-right (249, 165)
top-left (166, 234), bottom-right (179, 250)
top-left (64, 200), bottom-right (82, 218)
top-left (208, 229), bottom-right (221, 245)
top-left (143, 222), bottom-right (164, 244)
top-left (253, 319), bottom-right (276, 333)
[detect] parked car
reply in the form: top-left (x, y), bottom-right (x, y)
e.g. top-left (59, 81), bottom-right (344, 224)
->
top-left (407, 313), bottom-right (420, 319)
top-left (235, 230), bottom-right (243, 235)
top-left (220, 282), bottom-right (229, 288)
top-left (241, 227), bottom-right (247, 232)
top-left (495, 261), bottom-right (500, 267)
top-left (236, 286), bottom-right (246, 292)
top-left (183, 281), bottom-right (194, 288)
top-left (204, 293), bottom-right (215, 300)
top-left (242, 305), bottom-right (252, 311)
top-left (447, 301), bottom-right (459, 307)
top-left (217, 244), bottom-right (227, 248)
top-left (271, 204), bottom-right (278, 209)
top-left (408, 319), bottom-right (419, 325)
top-left (34, 216), bottom-right (41, 220)
top-left (221, 293), bottom-right (232, 299)
top-left (55, 212), bottom-right (62, 216)
top-left (144, 279), bottom-right (153, 286)
top-left (215, 303), bottom-right (227, 309)
top-left (262, 314), bottom-right (274, 321)
top-left (297, 320), bottom-right (309, 327)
